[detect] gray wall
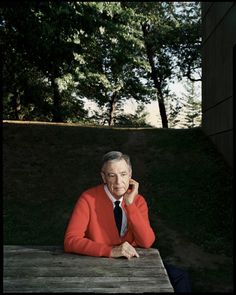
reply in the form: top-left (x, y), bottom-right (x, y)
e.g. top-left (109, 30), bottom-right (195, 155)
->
top-left (201, 2), bottom-right (235, 168)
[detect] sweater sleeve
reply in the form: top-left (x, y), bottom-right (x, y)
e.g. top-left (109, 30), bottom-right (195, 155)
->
top-left (64, 195), bottom-right (113, 257)
top-left (125, 195), bottom-right (156, 248)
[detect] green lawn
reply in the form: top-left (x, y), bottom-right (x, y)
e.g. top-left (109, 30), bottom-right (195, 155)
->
top-left (3, 121), bottom-right (233, 292)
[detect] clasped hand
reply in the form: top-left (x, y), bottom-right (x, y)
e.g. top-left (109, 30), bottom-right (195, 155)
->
top-left (111, 241), bottom-right (139, 260)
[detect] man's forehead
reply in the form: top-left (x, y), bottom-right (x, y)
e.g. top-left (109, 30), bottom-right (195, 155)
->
top-left (103, 159), bottom-right (130, 171)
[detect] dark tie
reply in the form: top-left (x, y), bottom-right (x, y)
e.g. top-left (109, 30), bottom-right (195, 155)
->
top-left (114, 201), bottom-right (122, 235)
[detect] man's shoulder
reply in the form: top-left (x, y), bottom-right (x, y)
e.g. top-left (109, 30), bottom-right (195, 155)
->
top-left (80, 184), bottom-right (105, 199)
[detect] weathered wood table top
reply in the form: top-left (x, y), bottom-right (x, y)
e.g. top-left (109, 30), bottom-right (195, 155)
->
top-left (4, 245), bottom-right (174, 293)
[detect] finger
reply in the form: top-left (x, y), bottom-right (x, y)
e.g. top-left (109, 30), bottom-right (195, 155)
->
top-left (134, 250), bottom-right (140, 258)
top-left (123, 250), bottom-right (131, 260)
top-left (129, 179), bottom-right (137, 185)
top-left (126, 253), bottom-right (138, 259)
top-left (127, 251), bottom-right (136, 259)
top-left (127, 249), bottom-right (139, 259)
top-left (126, 243), bottom-right (138, 254)
top-left (129, 180), bottom-right (139, 191)
top-left (127, 245), bottom-right (138, 255)
top-left (132, 247), bottom-right (139, 258)
top-left (121, 242), bottom-right (139, 258)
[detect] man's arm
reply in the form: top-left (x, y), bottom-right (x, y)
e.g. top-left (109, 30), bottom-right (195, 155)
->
top-left (64, 196), bottom-right (112, 257)
top-left (125, 195), bottom-right (156, 248)
top-left (122, 179), bottom-right (156, 248)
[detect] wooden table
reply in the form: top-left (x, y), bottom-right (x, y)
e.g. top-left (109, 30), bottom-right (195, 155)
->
top-left (4, 245), bottom-right (174, 293)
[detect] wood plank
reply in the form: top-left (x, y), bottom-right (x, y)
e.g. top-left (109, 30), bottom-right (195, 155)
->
top-left (4, 245), bottom-right (160, 255)
top-left (3, 245), bottom-right (174, 293)
top-left (4, 266), bottom-right (167, 277)
top-left (4, 277), bottom-right (173, 293)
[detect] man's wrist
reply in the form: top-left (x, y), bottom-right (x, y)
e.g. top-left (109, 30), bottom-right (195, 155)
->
top-left (124, 198), bottom-right (133, 206)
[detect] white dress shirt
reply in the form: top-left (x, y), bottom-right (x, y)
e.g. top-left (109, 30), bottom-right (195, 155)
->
top-left (104, 185), bottom-right (128, 237)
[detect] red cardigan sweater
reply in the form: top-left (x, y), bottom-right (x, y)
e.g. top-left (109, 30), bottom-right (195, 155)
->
top-left (64, 184), bottom-right (156, 257)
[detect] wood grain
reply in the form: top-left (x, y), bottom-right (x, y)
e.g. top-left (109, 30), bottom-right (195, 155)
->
top-left (4, 245), bottom-right (174, 293)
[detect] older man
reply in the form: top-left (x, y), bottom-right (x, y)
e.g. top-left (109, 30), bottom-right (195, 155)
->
top-left (64, 151), bottom-right (191, 292)
top-left (64, 151), bottom-right (155, 259)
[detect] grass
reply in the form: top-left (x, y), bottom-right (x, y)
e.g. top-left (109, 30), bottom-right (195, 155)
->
top-left (145, 128), bottom-right (233, 255)
top-left (189, 264), bottom-right (234, 292)
top-left (3, 121), bottom-right (233, 292)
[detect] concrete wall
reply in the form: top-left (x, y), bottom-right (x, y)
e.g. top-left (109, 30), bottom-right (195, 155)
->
top-left (201, 2), bottom-right (235, 168)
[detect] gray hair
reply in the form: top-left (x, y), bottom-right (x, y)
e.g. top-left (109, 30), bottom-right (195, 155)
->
top-left (101, 151), bottom-right (132, 170)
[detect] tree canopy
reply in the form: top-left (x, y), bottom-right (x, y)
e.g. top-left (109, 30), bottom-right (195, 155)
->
top-left (1, 1), bottom-right (201, 127)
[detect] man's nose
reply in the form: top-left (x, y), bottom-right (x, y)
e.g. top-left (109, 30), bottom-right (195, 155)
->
top-left (115, 175), bottom-right (122, 184)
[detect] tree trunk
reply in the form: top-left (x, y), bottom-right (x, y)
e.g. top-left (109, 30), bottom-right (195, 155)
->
top-left (108, 93), bottom-right (117, 126)
top-left (142, 23), bottom-right (168, 128)
top-left (12, 90), bottom-right (21, 120)
top-left (51, 76), bottom-right (63, 122)
top-left (157, 88), bottom-right (168, 128)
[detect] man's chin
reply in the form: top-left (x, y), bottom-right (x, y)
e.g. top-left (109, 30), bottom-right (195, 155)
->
top-left (114, 189), bottom-right (126, 197)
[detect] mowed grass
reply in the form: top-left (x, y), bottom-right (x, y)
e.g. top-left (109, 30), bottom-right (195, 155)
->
top-left (144, 128), bottom-right (233, 256)
top-left (3, 121), bottom-right (233, 291)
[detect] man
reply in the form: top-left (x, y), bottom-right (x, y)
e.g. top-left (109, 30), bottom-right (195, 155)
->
top-left (64, 150), bottom-right (155, 259)
top-left (64, 151), bottom-right (191, 292)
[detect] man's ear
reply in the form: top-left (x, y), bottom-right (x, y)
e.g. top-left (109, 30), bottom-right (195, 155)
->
top-left (101, 171), bottom-right (106, 184)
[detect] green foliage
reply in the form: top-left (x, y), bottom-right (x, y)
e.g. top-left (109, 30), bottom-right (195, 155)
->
top-left (167, 93), bottom-right (184, 128)
top-left (166, 79), bottom-right (202, 128)
top-left (121, 2), bottom-right (201, 127)
top-left (114, 104), bottom-right (152, 127)
top-left (74, 2), bottom-right (153, 125)
top-left (1, 1), bottom-right (97, 122)
top-left (181, 79), bottom-right (202, 128)
top-left (1, 2), bottom-right (201, 126)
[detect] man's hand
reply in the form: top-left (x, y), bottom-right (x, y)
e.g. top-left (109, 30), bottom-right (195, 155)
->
top-left (124, 179), bottom-right (139, 205)
top-left (110, 241), bottom-right (140, 260)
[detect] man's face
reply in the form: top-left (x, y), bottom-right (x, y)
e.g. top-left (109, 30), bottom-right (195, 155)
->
top-left (101, 159), bottom-right (132, 199)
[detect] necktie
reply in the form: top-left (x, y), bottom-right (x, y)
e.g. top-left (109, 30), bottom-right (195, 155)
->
top-left (114, 201), bottom-right (122, 235)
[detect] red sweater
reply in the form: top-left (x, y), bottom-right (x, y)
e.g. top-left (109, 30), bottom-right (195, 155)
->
top-left (64, 184), bottom-right (156, 257)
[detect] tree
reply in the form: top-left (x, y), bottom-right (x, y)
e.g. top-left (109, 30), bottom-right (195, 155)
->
top-left (171, 2), bottom-right (202, 82)
top-left (182, 80), bottom-right (202, 128)
top-left (167, 92), bottom-right (184, 128)
top-left (1, 1), bottom-right (98, 122)
top-left (115, 104), bottom-right (152, 127)
top-left (74, 2), bottom-right (153, 126)
top-left (2, 2), bottom-right (201, 127)
top-left (121, 2), bottom-right (201, 128)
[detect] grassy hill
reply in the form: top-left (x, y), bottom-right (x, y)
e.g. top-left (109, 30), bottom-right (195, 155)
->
top-left (3, 121), bottom-right (233, 292)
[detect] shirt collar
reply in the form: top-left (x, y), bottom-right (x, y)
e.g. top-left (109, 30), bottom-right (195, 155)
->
top-left (104, 184), bottom-right (123, 205)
